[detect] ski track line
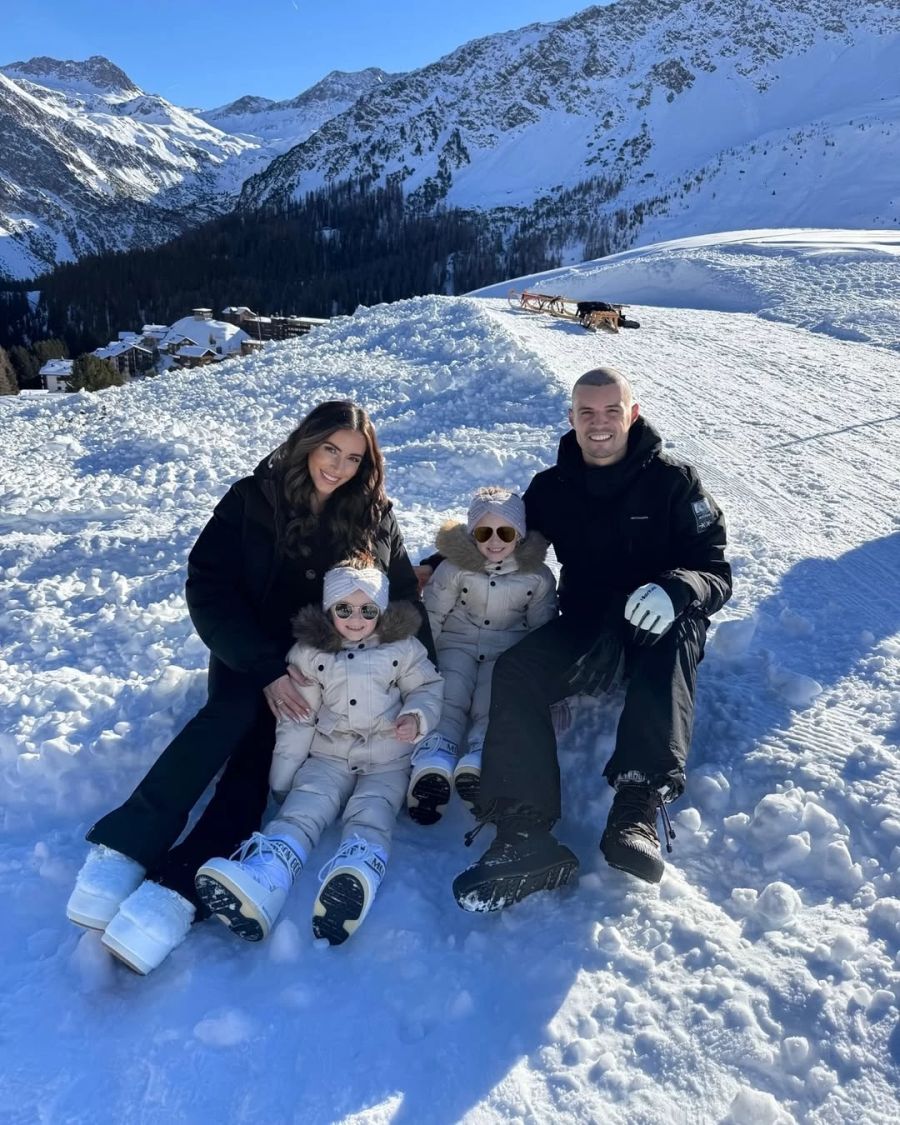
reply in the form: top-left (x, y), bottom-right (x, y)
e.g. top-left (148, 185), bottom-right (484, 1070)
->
top-left (482, 299), bottom-right (899, 585)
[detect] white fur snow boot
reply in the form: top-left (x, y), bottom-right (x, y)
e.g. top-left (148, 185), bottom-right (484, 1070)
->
top-left (312, 835), bottom-right (387, 946)
top-left (101, 881), bottom-right (195, 975)
top-left (194, 833), bottom-right (305, 942)
top-left (66, 845), bottom-right (146, 931)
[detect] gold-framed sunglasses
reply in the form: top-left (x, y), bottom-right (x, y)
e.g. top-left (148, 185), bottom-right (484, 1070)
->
top-left (333, 602), bottom-right (380, 620)
top-left (472, 525), bottom-right (517, 544)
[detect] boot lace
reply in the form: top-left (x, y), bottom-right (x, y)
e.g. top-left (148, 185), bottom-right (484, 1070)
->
top-left (611, 785), bottom-right (677, 854)
top-left (229, 832), bottom-right (286, 891)
top-left (317, 834), bottom-right (374, 883)
top-left (464, 800), bottom-right (498, 848)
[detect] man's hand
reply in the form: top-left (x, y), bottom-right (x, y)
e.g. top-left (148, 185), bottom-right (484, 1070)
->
top-left (413, 565), bottom-right (433, 595)
top-left (624, 583), bottom-right (676, 643)
top-left (394, 713), bottom-right (420, 743)
top-left (567, 630), bottom-right (623, 695)
top-left (263, 672), bottom-right (312, 722)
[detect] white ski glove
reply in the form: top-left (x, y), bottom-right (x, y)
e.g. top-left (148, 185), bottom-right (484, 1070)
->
top-left (624, 583), bottom-right (676, 642)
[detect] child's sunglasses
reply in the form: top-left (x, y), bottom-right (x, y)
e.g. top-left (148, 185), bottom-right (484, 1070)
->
top-left (333, 602), bottom-right (380, 620)
top-left (472, 525), bottom-right (517, 544)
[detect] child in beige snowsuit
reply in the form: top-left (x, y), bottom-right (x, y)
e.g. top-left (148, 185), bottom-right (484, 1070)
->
top-left (407, 487), bottom-right (557, 824)
top-left (196, 561), bottom-right (443, 946)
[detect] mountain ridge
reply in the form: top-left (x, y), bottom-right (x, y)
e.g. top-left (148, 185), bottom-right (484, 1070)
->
top-left (1, 0), bottom-right (898, 282)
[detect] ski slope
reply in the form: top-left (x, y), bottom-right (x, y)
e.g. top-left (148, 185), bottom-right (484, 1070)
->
top-left (1, 231), bottom-right (899, 1124)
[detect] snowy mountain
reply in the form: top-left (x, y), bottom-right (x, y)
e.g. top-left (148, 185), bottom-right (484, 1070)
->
top-left (240, 0), bottom-right (900, 251)
top-left (2, 229), bottom-right (899, 1123)
top-left (0, 57), bottom-right (260, 281)
top-left (0, 60), bottom-right (390, 281)
top-left (198, 68), bottom-right (400, 146)
top-left (2, 0), bottom-right (899, 281)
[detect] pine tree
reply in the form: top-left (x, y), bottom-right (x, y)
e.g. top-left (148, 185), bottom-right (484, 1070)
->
top-left (0, 345), bottom-right (19, 395)
top-left (68, 354), bottom-right (124, 393)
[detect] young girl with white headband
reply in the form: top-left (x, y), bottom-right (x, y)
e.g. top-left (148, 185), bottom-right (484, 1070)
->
top-left (195, 558), bottom-right (443, 946)
top-left (407, 487), bottom-right (557, 823)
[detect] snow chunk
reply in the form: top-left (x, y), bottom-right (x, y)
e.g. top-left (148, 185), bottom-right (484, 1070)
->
top-left (724, 1087), bottom-right (797, 1124)
top-left (712, 615), bottom-right (757, 658)
top-left (193, 1008), bottom-right (256, 1047)
top-left (753, 881), bottom-right (802, 928)
top-left (767, 663), bottom-right (823, 707)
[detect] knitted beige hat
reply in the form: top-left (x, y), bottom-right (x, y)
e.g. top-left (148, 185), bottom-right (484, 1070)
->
top-left (466, 486), bottom-right (526, 539)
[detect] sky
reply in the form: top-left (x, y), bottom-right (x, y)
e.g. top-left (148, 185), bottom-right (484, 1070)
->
top-left (2, 230), bottom-right (899, 1123)
top-left (2, 0), bottom-right (595, 109)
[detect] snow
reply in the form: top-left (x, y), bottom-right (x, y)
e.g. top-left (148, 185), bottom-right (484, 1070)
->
top-left (1, 230), bottom-right (899, 1123)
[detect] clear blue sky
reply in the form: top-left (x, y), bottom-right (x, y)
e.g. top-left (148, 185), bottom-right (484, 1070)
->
top-left (4, 0), bottom-right (595, 109)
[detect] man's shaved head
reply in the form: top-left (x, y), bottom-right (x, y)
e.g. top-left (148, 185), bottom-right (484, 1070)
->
top-left (572, 367), bottom-right (634, 409)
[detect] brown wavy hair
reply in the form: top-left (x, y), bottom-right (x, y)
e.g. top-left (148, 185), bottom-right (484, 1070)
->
top-left (275, 401), bottom-right (387, 559)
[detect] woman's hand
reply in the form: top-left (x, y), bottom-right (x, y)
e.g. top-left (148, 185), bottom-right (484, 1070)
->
top-left (264, 673), bottom-right (312, 722)
top-left (413, 565), bottom-right (433, 595)
top-left (287, 665), bottom-right (314, 689)
top-left (394, 713), bottom-right (419, 743)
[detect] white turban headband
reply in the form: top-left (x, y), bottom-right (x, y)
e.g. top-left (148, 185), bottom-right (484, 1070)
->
top-left (322, 565), bottom-right (390, 613)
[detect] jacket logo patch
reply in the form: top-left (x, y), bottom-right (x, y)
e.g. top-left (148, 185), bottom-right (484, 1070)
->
top-left (692, 498), bottom-right (714, 532)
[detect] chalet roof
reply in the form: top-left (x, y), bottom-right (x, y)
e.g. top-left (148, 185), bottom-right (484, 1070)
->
top-left (94, 340), bottom-right (153, 358)
top-left (176, 345), bottom-right (218, 358)
top-left (39, 358), bottom-right (73, 376)
top-left (161, 315), bottom-right (250, 354)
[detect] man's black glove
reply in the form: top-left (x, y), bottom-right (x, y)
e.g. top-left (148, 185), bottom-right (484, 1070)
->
top-left (566, 629), bottom-right (623, 696)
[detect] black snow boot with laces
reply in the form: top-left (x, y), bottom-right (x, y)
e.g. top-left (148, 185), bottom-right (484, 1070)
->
top-left (600, 780), bottom-right (676, 884)
top-left (452, 802), bottom-right (579, 913)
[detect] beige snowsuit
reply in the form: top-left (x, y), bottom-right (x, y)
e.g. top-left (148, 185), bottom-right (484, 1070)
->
top-left (423, 523), bottom-right (557, 752)
top-left (267, 602), bottom-right (443, 855)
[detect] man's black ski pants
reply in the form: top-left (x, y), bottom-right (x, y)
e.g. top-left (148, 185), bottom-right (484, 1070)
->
top-left (480, 611), bottom-right (708, 823)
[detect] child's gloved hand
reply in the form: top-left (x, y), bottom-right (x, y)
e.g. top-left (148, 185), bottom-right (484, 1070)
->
top-left (394, 714), bottom-right (420, 743)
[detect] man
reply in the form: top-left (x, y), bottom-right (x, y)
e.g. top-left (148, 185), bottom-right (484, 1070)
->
top-left (452, 366), bottom-right (732, 912)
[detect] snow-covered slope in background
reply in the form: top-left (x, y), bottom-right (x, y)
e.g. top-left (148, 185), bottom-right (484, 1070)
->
top-left (240, 0), bottom-right (900, 244)
top-left (1, 232), bottom-right (898, 1123)
top-left (475, 228), bottom-right (900, 351)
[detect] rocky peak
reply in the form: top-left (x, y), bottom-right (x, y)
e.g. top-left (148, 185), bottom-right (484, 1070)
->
top-left (1, 54), bottom-right (141, 97)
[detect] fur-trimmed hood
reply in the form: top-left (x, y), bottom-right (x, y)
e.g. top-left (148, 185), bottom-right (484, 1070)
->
top-left (290, 600), bottom-right (422, 653)
top-left (434, 521), bottom-right (549, 574)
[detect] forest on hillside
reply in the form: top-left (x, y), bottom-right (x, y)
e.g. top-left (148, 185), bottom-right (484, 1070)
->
top-left (0, 173), bottom-right (642, 362)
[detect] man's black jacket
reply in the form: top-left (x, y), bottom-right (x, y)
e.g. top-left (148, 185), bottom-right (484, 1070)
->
top-left (185, 453), bottom-right (432, 692)
top-left (524, 417), bottom-right (732, 633)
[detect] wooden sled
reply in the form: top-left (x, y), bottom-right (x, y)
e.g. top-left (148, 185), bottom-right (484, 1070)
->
top-left (507, 289), bottom-right (640, 332)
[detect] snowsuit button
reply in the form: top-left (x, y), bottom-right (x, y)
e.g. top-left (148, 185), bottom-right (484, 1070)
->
top-left (348, 653), bottom-right (354, 659)
top-left (392, 660), bottom-right (398, 666)
top-left (305, 569), bottom-right (316, 580)
top-left (350, 699), bottom-right (357, 706)
top-left (462, 587), bottom-right (468, 593)
top-left (478, 655), bottom-right (485, 661)
top-left (317, 664), bottom-right (324, 671)
top-left (490, 581), bottom-right (496, 586)
top-left (484, 620), bottom-right (490, 625)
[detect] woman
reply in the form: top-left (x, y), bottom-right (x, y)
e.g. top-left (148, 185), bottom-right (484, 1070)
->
top-left (66, 400), bottom-right (433, 974)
